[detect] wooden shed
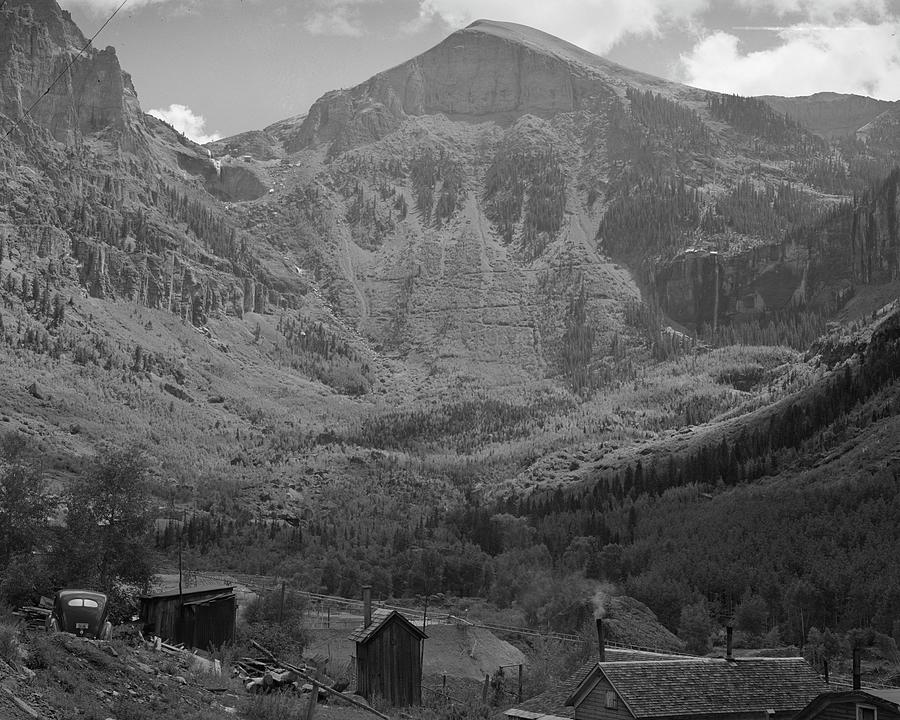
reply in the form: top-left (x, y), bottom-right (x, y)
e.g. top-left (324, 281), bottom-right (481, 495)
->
top-left (139, 584), bottom-right (236, 650)
top-left (348, 607), bottom-right (427, 706)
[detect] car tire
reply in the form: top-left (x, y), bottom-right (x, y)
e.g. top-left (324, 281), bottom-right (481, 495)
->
top-left (99, 621), bottom-right (113, 641)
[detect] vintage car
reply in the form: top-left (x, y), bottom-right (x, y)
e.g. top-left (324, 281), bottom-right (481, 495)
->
top-left (46, 589), bottom-right (113, 640)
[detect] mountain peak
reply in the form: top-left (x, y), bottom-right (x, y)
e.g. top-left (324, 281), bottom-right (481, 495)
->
top-left (287, 17), bottom-right (690, 152)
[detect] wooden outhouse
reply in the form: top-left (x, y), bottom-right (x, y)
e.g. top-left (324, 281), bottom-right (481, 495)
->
top-left (139, 584), bottom-right (236, 650)
top-left (348, 605), bottom-right (427, 706)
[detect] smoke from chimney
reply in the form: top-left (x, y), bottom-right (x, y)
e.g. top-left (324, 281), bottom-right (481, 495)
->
top-left (592, 586), bottom-right (609, 619)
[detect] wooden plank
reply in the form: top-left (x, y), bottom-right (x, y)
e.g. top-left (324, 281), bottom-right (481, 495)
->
top-left (250, 640), bottom-right (389, 720)
top-left (2, 687), bottom-right (42, 719)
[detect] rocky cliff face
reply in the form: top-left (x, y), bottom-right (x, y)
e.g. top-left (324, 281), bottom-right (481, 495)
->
top-left (0, 0), bottom-right (296, 334)
top-left (0, 0), bottom-right (141, 142)
top-left (281, 19), bottom-right (688, 154)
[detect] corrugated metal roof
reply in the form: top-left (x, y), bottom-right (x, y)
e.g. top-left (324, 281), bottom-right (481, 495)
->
top-left (583, 657), bottom-right (827, 717)
top-left (347, 609), bottom-right (428, 644)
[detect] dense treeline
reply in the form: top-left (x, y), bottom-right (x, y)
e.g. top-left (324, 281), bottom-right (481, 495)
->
top-left (409, 148), bottom-right (464, 226)
top-left (626, 88), bottom-right (710, 150)
top-left (509, 311), bottom-right (900, 637)
top-left (348, 395), bottom-right (573, 454)
top-left (707, 93), bottom-right (821, 152)
top-left (276, 313), bottom-right (373, 395)
top-left (598, 174), bottom-right (699, 259)
top-left (484, 148), bottom-right (565, 259)
top-left (705, 180), bottom-right (817, 238)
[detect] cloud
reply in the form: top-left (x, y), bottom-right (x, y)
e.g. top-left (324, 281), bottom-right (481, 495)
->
top-left (300, 0), bottom-right (385, 37)
top-left (61, 0), bottom-right (175, 11)
top-left (414, 0), bottom-right (711, 53)
top-left (678, 21), bottom-right (900, 100)
top-left (734, 0), bottom-right (891, 23)
top-left (148, 104), bottom-right (222, 144)
top-left (303, 6), bottom-right (364, 37)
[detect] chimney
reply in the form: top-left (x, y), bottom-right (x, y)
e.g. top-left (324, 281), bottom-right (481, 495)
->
top-left (852, 648), bottom-right (861, 691)
top-left (363, 585), bottom-right (372, 628)
top-left (726, 624), bottom-right (734, 661)
top-left (596, 618), bottom-right (606, 662)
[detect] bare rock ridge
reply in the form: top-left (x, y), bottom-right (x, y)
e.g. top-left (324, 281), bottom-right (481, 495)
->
top-left (0, 0), bottom-right (141, 142)
top-left (760, 92), bottom-right (899, 139)
top-left (283, 19), bottom-right (690, 153)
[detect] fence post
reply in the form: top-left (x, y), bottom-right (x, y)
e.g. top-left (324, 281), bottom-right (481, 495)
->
top-left (305, 681), bottom-right (319, 720)
top-left (518, 664), bottom-right (523, 702)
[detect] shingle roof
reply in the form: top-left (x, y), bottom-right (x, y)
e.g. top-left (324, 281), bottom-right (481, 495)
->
top-left (865, 689), bottom-right (900, 705)
top-left (347, 609), bottom-right (428, 644)
top-left (576, 657), bottom-right (827, 718)
top-left (506, 649), bottom-right (687, 720)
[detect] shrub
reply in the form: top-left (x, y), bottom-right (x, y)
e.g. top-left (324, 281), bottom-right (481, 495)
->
top-left (242, 693), bottom-right (307, 720)
top-left (0, 615), bottom-right (19, 666)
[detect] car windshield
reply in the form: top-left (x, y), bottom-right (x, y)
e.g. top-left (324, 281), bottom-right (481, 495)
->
top-left (67, 598), bottom-right (99, 608)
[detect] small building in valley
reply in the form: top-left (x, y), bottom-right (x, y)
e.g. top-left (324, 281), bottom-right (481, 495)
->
top-left (139, 584), bottom-right (236, 650)
top-left (794, 689), bottom-right (900, 720)
top-left (564, 656), bottom-right (826, 720)
top-left (348, 589), bottom-right (427, 707)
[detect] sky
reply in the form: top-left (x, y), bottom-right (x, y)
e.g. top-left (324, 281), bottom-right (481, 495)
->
top-left (60, 0), bottom-right (900, 143)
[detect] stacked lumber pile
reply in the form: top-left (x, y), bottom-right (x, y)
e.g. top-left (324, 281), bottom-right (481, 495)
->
top-left (235, 656), bottom-right (317, 693)
top-left (13, 598), bottom-right (51, 630)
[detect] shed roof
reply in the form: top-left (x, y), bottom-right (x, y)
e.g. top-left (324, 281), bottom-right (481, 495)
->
top-left (140, 584), bottom-right (234, 600)
top-left (347, 609), bottom-right (428, 644)
top-left (568, 657), bottom-right (826, 717)
top-left (794, 689), bottom-right (900, 720)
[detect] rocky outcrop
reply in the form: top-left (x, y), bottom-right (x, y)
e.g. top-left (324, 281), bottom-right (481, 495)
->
top-left (0, 0), bottom-right (141, 142)
top-left (285, 19), bottom-right (649, 153)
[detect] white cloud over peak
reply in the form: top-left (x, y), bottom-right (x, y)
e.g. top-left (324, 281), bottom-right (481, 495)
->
top-left (148, 104), bottom-right (222, 144)
top-left (301, 0), bottom-right (384, 37)
top-left (415, 0), bottom-right (711, 53)
top-left (678, 21), bottom-right (900, 100)
top-left (303, 7), bottom-right (364, 37)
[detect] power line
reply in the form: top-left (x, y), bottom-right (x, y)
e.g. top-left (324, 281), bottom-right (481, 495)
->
top-left (3, 0), bottom-right (130, 139)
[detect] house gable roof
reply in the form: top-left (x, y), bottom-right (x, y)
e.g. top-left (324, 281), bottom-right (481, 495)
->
top-left (347, 608), bottom-right (428, 644)
top-left (505, 649), bottom-right (686, 720)
top-left (794, 689), bottom-right (900, 720)
top-left (568, 657), bottom-right (827, 717)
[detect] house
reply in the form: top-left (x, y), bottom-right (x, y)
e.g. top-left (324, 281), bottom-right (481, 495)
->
top-left (348, 588), bottom-right (427, 707)
top-left (565, 656), bottom-right (827, 720)
top-left (505, 619), bottom-right (689, 720)
top-left (794, 689), bottom-right (900, 720)
top-left (139, 584), bottom-right (236, 650)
